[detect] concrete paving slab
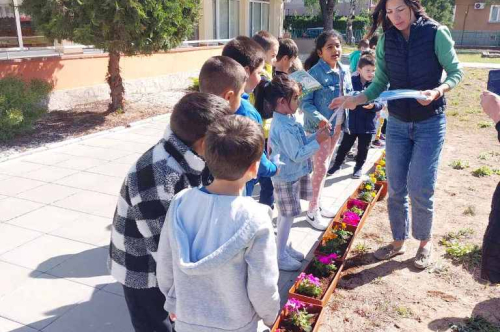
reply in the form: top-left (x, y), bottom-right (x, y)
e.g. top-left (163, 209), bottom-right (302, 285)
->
top-left (0, 197), bottom-right (44, 222)
top-left (106, 132), bottom-right (159, 145)
top-left (21, 152), bottom-right (72, 167)
top-left (101, 282), bottom-right (124, 297)
top-left (86, 162), bottom-right (132, 178)
top-left (0, 177), bottom-right (46, 196)
top-left (0, 173), bottom-right (11, 181)
top-left (7, 205), bottom-right (88, 233)
top-left (21, 166), bottom-right (79, 183)
top-left (45, 246), bottom-right (114, 289)
top-left (0, 234), bottom-right (95, 272)
top-left (113, 153), bottom-right (142, 165)
top-left (41, 290), bottom-right (134, 332)
top-left (79, 137), bottom-right (123, 149)
top-left (0, 260), bottom-right (43, 298)
top-left (55, 172), bottom-right (123, 196)
top-left (0, 224), bottom-right (43, 255)
top-left (16, 184), bottom-right (80, 205)
top-left (55, 145), bottom-right (132, 161)
top-left (55, 156), bottom-right (108, 171)
top-left (49, 214), bottom-right (111, 247)
top-left (52, 191), bottom-right (117, 218)
top-left (0, 160), bottom-right (44, 176)
top-left (107, 141), bottom-right (155, 154)
top-left (0, 317), bottom-right (37, 332)
top-left (0, 274), bottom-right (95, 330)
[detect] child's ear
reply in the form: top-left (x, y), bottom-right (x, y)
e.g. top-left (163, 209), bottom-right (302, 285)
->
top-left (192, 137), bottom-right (206, 157)
top-left (223, 89), bottom-right (235, 102)
top-left (246, 160), bottom-right (260, 179)
top-left (244, 66), bottom-right (251, 76)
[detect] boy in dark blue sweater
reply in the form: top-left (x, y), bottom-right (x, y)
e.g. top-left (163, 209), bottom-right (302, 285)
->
top-left (328, 53), bottom-right (383, 178)
top-left (222, 36), bottom-right (278, 201)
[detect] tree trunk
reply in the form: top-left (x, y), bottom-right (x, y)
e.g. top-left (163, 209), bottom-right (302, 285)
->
top-left (107, 50), bottom-right (125, 112)
top-left (319, 0), bottom-right (336, 30)
top-left (346, 0), bottom-right (356, 44)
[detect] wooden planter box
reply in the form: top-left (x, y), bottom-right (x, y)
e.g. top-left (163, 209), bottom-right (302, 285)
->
top-left (315, 223), bottom-right (357, 262)
top-left (376, 180), bottom-right (388, 201)
top-left (271, 303), bottom-right (325, 332)
top-left (288, 261), bottom-right (344, 307)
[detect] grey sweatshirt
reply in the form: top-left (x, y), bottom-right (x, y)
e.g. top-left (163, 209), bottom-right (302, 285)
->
top-left (157, 188), bottom-right (280, 332)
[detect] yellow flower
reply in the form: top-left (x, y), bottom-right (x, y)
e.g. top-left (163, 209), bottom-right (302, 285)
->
top-left (371, 192), bottom-right (376, 197)
top-left (365, 185), bottom-right (372, 190)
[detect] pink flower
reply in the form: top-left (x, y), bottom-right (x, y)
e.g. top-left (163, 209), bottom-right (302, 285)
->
top-left (285, 298), bottom-right (306, 313)
top-left (342, 211), bottom-right (361, 226)
top-left (347, 199), bottom-right (368, 210)
top-left (298, 273), bottom-right (321, 287)
top-left (317, 253), bottom-right (339, 264)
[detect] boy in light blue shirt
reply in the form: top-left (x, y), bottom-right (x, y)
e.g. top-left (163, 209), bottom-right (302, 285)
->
top-left (267, 75), bottom-right (331, 271)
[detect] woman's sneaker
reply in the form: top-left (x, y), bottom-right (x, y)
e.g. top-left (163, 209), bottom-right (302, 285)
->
top-left (306, 210), bottom-right (330, 230)
top-left (352, 168), bottom-right (362, 179)
top-left (278, 252), bottom-right (302, 271)
top-left (374, 243), bottom-right (406, 261)
top-left (286, 244), bottom-right (305, 261)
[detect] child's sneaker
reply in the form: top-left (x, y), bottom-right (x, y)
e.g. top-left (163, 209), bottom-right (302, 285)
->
top-left (327, 164), bottom-right (341, 176)
top-left (306, 210), bottom-right (330, 230)
top-left (371, 140), bottom-right (383, 148)
top-left (278, 252), bottom-right (302, 271)
top-left (320, 206), bottom-right (336, 218)
top-left (352, 167), bottom-right (362, 179)
top-left (286, 244), bottom-right (305, 261)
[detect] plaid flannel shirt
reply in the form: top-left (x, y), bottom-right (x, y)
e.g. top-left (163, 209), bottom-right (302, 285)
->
top-left (108, 126), bottom-right (205, 289)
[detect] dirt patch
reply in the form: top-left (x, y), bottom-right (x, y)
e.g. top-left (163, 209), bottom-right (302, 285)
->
top-left (320, 68), bottom-right (500, 332)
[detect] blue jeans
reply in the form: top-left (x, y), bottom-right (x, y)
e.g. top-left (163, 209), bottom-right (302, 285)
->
top-left (386, 114), bottom-right (446, 241)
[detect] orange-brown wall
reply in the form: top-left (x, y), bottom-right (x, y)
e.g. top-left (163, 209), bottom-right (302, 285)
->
top-left (454, 0), bottom-right (500, 31)
top-left (0, 46), bottom-right (223, 91)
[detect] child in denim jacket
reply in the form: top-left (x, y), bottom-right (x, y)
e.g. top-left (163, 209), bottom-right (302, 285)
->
top-left (267, 75), bottom-right (331, 271)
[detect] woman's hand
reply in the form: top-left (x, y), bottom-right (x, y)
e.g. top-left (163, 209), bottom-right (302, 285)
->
top-left (362, 103), bottom-right (375, 110)
top-left (169, 313), bottom-right (177, 322)
top-left (417, 89), bottom-right (440, 106)
top-left (329, 94), bottom-right (366, 110)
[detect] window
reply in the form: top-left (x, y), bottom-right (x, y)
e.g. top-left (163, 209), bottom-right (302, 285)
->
top-left (490, 5), bottom-right (500, 23)
top-left (213, 0), bottom-right (240, 39)
top-left (0, 0), bottom-right (18, 48)
top-left (250, 1), bottom-right (270, 36)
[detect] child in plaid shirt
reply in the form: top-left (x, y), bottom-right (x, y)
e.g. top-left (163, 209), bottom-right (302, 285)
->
top-left (267, 75), bottom-right (331, 271)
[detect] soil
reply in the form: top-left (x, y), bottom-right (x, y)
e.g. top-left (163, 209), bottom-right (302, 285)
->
top-left (278, 313), bottom-right (320, 332)
top-left (319, 68), bottom-right (500, 331)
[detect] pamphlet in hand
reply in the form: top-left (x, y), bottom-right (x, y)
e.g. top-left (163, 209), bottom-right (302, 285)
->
top-left (376, 89), bottom-right (427, 101)
top-left (487, 70), bottom-right (500, 96)
top-left (289, 70), bottom-right (322, 96)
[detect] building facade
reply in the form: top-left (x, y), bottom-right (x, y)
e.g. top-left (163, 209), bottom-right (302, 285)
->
top-left (0, 0), bottom-right (286, 51)
top-left (452, 0), bottom-right (500, 47)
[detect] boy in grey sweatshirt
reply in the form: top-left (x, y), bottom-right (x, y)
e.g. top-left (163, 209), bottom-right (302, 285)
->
top-left (157, 115), bottom-right (280, 332)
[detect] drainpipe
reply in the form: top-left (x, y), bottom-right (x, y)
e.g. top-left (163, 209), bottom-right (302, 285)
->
top-left (460, 4), bottom-right (470, 47)
top-left (12, 0), bottom-right (23, 49)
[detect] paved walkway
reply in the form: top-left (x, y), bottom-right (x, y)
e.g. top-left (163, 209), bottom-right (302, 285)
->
top-left (0, 115), bottom-right (382, 332)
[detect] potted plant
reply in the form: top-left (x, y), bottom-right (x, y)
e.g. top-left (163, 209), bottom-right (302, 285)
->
top-left (316, 222), bottom-right (354, 261)
top-left (371, 166), bottom-right (388, 200)
top-left (272, 299), bottom-right (325, 332)
top-left (289, 255), bottom-right (344, 306)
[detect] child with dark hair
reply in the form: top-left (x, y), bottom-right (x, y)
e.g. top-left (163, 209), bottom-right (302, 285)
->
top-left (252, 30), bottom-right (279, 79)
top-left (328, 53), bottom-right (384, 178)
top-left (369, 33), bottom-right (379, 49)
top-left (274, 38), bottom-right (299, 75)
top-left (267, 75), bottom-right (331, 271)
top-left (350, 39), bottom-right (370, 73)
top-left (302, 30), bottom-right (353, 230)
top-left (109, 93), bottom-right (233, 332)
top-left (157, 115), bottom-right (280, 331)
top-left (199, 55), bottom-right (248, 112)
top-left (222, 36), bottom-right (278, 203)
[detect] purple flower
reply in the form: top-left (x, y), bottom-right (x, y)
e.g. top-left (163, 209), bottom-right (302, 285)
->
top-left (298, 273), bottom-right (321, 287)
top-left (342, 211), bottom-right (361, 226)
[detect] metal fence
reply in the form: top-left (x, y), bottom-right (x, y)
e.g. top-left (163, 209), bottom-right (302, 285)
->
top-left (451, 30), bottom-right (500, 48)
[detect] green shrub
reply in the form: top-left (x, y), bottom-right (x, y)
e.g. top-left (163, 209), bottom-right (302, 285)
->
top-left (0, 76), bottom-right (52, 142)
top-left (472, 166), bottom-right (493, 177)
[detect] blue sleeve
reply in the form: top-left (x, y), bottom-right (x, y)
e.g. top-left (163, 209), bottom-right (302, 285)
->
top-left (258, 153), bottom-right (277, 178)
top-left (301, 70), bottom-right (328, 124)
top-left (278, 128), bottom-right (320, 163)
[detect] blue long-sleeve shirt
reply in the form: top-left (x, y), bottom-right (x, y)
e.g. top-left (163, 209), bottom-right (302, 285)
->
top-left (347, 74), bottom-right (384, 135)
top-left (235, 93), bottom-right (277, 178)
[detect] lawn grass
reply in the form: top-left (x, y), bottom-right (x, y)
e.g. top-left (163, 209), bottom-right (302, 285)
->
top-left (458, 53), bottom-right (500, 64)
